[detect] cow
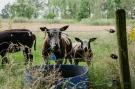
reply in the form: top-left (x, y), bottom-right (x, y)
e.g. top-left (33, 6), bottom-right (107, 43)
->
top-left (40, 25), bottom-right (72, 65)
top-left (0, 29), bottom-right (36, 65)
top-left (71, 37), bottom-right (96, 66)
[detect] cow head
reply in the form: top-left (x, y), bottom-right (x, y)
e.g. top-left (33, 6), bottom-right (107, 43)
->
top-left (75, 37), bottom-right (97, 65)
top-left (40, 25), bottom-right (69, 51)
top-left (75, 37), bottom-right (97, 52)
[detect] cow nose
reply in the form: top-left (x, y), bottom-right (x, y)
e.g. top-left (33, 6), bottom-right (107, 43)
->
top-left (51, 43), bottom-right (59, 50)
top-left (84, 47), bottom-right (88, 52)
top-left (51, 43), bottom-right (56, 47)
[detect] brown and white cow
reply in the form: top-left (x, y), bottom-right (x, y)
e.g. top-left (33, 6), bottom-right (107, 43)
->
top-left (0, 29), bottom-right (36, 65)
top-left (40, 25), bottom-right (72, 65)
top-left (72, 37), bottom-right (96, 66)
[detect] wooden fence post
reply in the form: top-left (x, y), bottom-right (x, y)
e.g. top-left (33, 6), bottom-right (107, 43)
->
top-left (116, 9), bottom-right (132, 89)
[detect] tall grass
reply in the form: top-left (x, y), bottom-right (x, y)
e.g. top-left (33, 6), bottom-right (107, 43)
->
top-left (80, 18), bottom-right (115, 25)
top-left (3, 18), bottom-right (77, 24)
top-left (128, 42), bottom-right (135, 89)
top-left (1, 18), bottom-right (135, 26)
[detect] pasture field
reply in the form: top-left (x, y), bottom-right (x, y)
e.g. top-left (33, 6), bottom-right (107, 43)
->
top-left (0, 22), bottom-right (135, 89)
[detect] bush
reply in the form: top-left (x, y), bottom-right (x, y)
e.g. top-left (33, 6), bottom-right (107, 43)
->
top-left (12, 17), bottom-right (29, 23)
top-left (46, 13), bottom-right (56, 19)
top-left (77, 0), bottom-right (90, 21)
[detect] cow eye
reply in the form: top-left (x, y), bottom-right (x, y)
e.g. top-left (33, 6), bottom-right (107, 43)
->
top-left (48, 34), bottom-right (51, 37)
top-left (49, 33), bottom-right (53, 37)
top-left (59, 32), bottom-right (61, 36)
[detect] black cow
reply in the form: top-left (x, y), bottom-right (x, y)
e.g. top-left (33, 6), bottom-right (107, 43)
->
top-left (40, 25), bottom-right (72, 65)
top-left (0, 29), bottom-right (36, 65)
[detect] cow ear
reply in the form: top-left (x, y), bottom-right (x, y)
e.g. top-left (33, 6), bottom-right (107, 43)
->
top-left (75, 37), bottom-right (82, 42)
top-left (60, 25), bottom-right (69, 31)
top-left (40, 27), bottom-right (48, 32)
top-left (89, 38), bottom-right (97, 43)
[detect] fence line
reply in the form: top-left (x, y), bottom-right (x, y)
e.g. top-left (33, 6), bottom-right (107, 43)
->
top-left (0, 30), bottom-right (106, 33)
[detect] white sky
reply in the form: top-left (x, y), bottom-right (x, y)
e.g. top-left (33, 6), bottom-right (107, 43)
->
top-left (0, 0), bottom-right (16, 13)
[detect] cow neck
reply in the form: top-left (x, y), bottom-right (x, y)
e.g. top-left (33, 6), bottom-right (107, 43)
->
top-left (60, 37), bottom-right (66, 52)
top-left (43, 37), bottom-right (51, 52)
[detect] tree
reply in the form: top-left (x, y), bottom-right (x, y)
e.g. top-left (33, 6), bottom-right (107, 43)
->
top-left (77, 0), bottom-right (90, 20)
top-left (48, 0), bottom-right (67, 18)
top-left (121, 0), bottom-right (135, 18)
top-left (1, 4), bottom-right (11, 18)
top-left (32, 0), bottom-right (48, 18)
top-left (1, 0), bottom-right (135, 19)
top-left (66, 0), bottom-right (80, 18)
top-left (105, 0), bottom-right (116, 18)
top-left (1, 0), bottom-right (36, 19)
top-left (48, 0), bottom-right (80, 19)
top-left (11, 0), bottom-right (36, 19)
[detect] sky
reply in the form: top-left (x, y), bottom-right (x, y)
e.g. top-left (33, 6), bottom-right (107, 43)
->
top-left (0, 0), bottom-right (16, 13)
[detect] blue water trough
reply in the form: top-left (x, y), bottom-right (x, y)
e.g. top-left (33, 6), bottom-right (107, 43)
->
top-left (24, 64), bottom-right (89, 89)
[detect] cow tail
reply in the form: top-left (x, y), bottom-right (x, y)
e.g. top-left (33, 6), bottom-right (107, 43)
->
top-left (33, 34), bottom-right (36, 50)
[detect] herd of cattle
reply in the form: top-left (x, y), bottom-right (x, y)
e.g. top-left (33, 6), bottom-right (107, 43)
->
top-left (0, 25), bottom-right (97, 66)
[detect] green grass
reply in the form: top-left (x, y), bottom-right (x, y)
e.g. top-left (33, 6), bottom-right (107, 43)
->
top-left (2, 18), bottom-right (77, 24)
top-left (0, 27), bottom-right (135, 89)
top-left (80, 18), bottom-right (115, 25)
top-left (2, 18), bottom-right (135, 26)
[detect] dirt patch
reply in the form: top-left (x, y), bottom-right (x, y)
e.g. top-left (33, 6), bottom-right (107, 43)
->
top-left (0, 22), bottom-right (114, 32)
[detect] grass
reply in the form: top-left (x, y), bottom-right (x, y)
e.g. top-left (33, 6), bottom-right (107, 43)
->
top-left (1, 17), bottom-right (135, 26)
top-left (80, 18), bottom-right (115, 25)
top-left (2, 18), bottom-right (77, 24)
top-left (0, 22), bottom-right (135, 89)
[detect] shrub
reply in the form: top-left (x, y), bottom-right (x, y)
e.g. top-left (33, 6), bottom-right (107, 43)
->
top-left (77, 0), bottom-right (90, 21)
top-left (46, 13), bottom-right (56, 19)
top-left (12, 17), bottom-right (29, 23)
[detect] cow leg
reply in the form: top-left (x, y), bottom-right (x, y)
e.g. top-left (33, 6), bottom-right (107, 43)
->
top-left (1, 52), bottom-right (9, 66)
top-left (23, 50), bottom-right (29, 65)
top-left (74, 59), bottom-right (79, 65)
top-left (43, 56), bottom-right (50, 65)
top-left (28, 53), bottom-right (33, 66)
top-left (64, 55), bottom-right (72, 64)
top-left (64, 58), bottom-right (68, 64)
top-left (2, 56), bottom-right (9, 65)
top-left (42, 50), bottom-right (50, 65)
top-left (69, 59), bottom-right (73, 64)
top-left (56, 59), bottom-right (63, 65)
top-left (23, 47), bottom-right (33, 65)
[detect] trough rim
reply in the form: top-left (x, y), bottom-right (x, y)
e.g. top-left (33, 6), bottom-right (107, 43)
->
top-left (25, 64), bottom-right (89, 79)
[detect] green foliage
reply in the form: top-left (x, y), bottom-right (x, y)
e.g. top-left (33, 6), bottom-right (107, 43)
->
top-left (1, 0), bottom-right (36, 19)
top-left (77, 0), bottom-right (90, 21)
top-left (66, 0), bottom-right (80, 18)
top-left (1, 0), bottom-right (135, 19)
top-left (46, 13), bottom-right (56, 19)
top-left (10, 0), bottom-right (36, 19)
top-left (1, 4), bottom-right (11, 18)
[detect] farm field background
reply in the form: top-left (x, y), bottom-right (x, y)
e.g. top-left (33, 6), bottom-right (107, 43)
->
top-left (0, 22), bottom-right (135, 89)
